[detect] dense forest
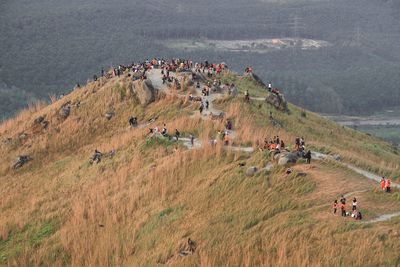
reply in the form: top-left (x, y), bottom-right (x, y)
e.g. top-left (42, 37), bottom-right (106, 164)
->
top-left (1, 0), bottom-right (400, 119)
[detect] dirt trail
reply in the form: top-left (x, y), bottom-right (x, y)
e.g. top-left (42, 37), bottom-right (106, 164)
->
top-left (147, 68), bottom-right (400, 223)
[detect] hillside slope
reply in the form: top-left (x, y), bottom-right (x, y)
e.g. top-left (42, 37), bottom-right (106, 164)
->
top-left (1, 63), bottom-right (400, 266)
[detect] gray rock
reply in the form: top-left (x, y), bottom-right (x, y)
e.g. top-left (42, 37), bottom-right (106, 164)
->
top-left (246, 166), bottom-right (258, 176)
top-left (333, 154), bottom-right (341, 161)
top-left (59, 106), bottom-right (71, 118)
top-left (265, 92), bottom-right (288, 112)
top-left (105, 112), bottom-right (115, 120)
top-left (133, 80), bottom-right (156, 106)
top-left (277, 153), bottom-right (298, 166)
top-left (263, 162), bottom-right (274, 171)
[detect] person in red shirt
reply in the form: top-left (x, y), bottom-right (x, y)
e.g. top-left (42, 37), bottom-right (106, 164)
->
top-left (380, 177), bottom-right (386, 191)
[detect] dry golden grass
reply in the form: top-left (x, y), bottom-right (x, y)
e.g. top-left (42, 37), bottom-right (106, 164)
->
top-left (1, 73), bottom-right (400, 267)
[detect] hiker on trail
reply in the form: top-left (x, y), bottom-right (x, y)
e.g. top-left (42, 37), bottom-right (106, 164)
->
top-left (380, 177), bottom-right (386, 191)
top-left (244, 90), bottom-right (250, 103)
top-left (352, 198), bottom-right (357, 211)
top-left (280, 140), bottom-right (285, 150)
top-left (333, 200), bottom-right (338, 214)
top-left (190, 134), bottom-right (195, 146)
top-left (385, 178), bottom-right (391, 193)
top-left (305, 150), bottom-right (311, 164)
top-left (199, 103), bottom-right (204, 114)
top-left (129, 117), bottom-right (137, 128)
top-left (205, 100), bottom-right (209, 110)
top-left (175, 129), bottom-right (180, 141)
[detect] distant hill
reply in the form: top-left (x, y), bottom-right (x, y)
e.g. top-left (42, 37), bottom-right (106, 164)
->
top-left (1, 0), bottom-right (400, 118)
top-left (1, 63), bottom-right (399, 266)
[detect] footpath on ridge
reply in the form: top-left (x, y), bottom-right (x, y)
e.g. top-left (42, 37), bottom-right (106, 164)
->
top-left (145, 67), bottom-right (400, 224)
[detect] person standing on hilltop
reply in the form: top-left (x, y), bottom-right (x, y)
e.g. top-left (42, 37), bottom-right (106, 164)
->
top-left (268, 82), bottom-right (272, 92)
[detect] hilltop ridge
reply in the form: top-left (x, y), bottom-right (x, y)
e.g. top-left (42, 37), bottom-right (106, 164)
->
top-left (1, 59), bottom-right (400, 266)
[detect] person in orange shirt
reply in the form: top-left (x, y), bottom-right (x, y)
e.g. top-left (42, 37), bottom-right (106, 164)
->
top-left (380, 177), bottom-right (386, 191)
top-left (224, 134), bottom-right (230, 146)
top-left (385, 178), bottom-right (391, 193)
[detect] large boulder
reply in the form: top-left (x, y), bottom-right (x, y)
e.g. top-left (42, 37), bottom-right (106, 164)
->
top-left (133, 80), bottom-right (156, 106)
top-left (277, 152), bottom-right (298, 166)
top-left (246, 166), bottom-right (258, 176)
top-left (265, 92), bottom-right (288, 112)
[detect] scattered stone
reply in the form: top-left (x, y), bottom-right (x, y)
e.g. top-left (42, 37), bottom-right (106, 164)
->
top-left (246, 166), bottom-right (258, 176)
top-left (296, 172), bottom-right (307, 177)
top-left (19, 132), bottom-right (28, 140)
top-left (209, 112), bottom-right (224, 121)
top-left (59, 103), bottom-right (72, 119)
top-left (105, 112), bottom-right (115, 120)
top-left (34, 116), bottom-right (45, 124)
top-left (333, 154), bottom-right (341, 161)
top-left (263, 162), bottom-right (274, 172)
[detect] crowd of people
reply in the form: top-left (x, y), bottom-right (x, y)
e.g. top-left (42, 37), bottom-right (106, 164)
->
top-left (333, 195), bottom-right (362, 220)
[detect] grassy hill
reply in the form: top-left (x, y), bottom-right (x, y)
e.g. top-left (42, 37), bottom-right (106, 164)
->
top-left (0, 69), bottom-right (400, 266)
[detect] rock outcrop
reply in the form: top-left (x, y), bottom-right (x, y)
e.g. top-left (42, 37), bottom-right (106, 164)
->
top-left (265, 92), bottom-right (288, 112)
top-left (273, 152), bottom-right (298, 166)
top-left (133, 80), bottom-right (156, 106)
